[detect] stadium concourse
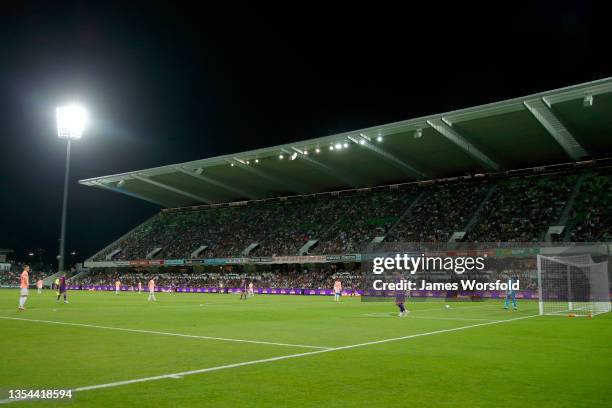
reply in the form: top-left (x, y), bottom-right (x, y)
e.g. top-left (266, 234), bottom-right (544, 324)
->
top-left (70, 78), bottom-right (612, 288)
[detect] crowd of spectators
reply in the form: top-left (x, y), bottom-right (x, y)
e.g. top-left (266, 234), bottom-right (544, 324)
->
top-left (388, 182), bottom-right (489, 242)
top-left (312, 188), bottom-right (418, 254)
top-left (0, 263), bottom-right (50, 286)
top-left (465, 174), bottom-right (576, 242)
top-left (92, 170), bottom-right (610, 262)
top-left (0, 269), bottom-right (21, 286)
top-left (568, 169), bottom-right (612, 242)
top-left (71, 266), bottom-right (362, 290)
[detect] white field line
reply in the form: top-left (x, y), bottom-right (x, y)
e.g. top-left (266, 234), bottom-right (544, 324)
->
top-left (362, 313), bottom-right (496, 321)
top-left (0, 316), bottom-right (330, 350)
top-left (405, 304), bottom-right (519, 313)
top-left (0, 314), bottom-right (538, 404)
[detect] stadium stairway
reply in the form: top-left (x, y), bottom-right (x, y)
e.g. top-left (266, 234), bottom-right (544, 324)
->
top-left (146, 247), bottom-right (163, 259)
top-left (544, 174), bottom-right (585, 242)
top-left (299, 240), bottom-right (319, 255)
top-left (242, 242), bottom-right (260, 256)
top-left (84, 213), bottom-right (159, 264)
top-left (385, 191), bottom-right (425, 238)
top-left (68, 268), bottom-right (92, 282)
top-left (452, 184), bottom-right (497, 242)
top-left (190, 245), bottom-right (208, 258)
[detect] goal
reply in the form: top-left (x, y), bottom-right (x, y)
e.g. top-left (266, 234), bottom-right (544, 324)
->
top-left (537, 254), bottom-right (611, 316)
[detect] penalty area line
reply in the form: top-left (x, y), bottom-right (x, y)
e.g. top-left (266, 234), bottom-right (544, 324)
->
top-left (0, 316), bottom-right (331, 350)
top-left (362, 313), bottom-right (497, 321)
top-left (0, 314), bottom-right (538, 404)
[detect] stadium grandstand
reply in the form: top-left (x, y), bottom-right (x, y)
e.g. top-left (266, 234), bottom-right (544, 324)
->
top-left (78, 77), bottom-right (612, 276)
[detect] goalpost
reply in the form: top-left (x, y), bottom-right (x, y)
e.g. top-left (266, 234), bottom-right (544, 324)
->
top-left (537, 254), bottom-right (611, 316)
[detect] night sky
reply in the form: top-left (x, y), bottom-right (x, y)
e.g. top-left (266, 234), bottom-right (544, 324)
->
top-left (0, 1), bottom-right (608, 266)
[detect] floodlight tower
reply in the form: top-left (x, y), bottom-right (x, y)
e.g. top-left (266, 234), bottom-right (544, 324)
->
top-left (55, 105), bottom-right (87, 274)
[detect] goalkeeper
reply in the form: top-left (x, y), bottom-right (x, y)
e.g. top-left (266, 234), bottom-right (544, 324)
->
top-left (504, 276), bottom-right (518, 310)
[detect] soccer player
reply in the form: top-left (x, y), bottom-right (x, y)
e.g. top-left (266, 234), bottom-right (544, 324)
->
top-left (54, 277), bottom-right (60, 297)
top-left (333, 279), bottom-right (342, 302)
top-left (115, 279), bottom-right (121, 295)
top-left (57, 274), bottom-right (68, 303)
top-left (240, 279), bottom-right (247, 300)
top-left (147, 278), bottom-right (156, 301)
top-left (504, 275), bottom-right (518, 310)
top-left (18, 265), bottom-right (29, 310)
top-left (394, 273), bottom-right (408, 317)
top-left (36, 278), bottom-right (43, 294)
top-left (248, 282), bottom-right (254, 297)
top-left (137, 281), bottom-right (142, 294)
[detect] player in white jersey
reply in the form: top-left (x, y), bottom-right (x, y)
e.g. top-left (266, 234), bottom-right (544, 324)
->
top-left (248, 282), bottom-right (254, 297)
top-left (333, 280), bottom-right (342, 302)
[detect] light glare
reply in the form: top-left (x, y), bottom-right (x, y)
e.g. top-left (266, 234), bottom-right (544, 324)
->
top-left (56, 105), bottom-right (87, 139)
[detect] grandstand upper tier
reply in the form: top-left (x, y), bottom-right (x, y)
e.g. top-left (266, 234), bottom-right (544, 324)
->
top-left (80, 78), bottom-right (612, 207)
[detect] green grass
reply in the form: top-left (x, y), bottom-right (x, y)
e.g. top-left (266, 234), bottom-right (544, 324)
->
top-left (0, 290), bottom-right (610, 407)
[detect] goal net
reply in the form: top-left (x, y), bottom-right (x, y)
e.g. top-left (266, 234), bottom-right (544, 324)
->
top-left (537, 254), bottom-right (611, 316)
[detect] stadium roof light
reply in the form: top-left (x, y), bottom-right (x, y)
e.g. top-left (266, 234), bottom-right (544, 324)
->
top-left (315, 148), bottom-right (320, 153)
top-left (334, 143), bottom-right (342, 150)
top-left (290, 152), bottom-right (298, 161)
top-left (329, 145), bottom-right (334, 151)
top-left (303, 150), bottom-right (308, 155)
top-left (359, 132), bottom-right (371, 141)
top-left (343, 142), bottom-right (349, 148)
top-left (279, 154), bottom-right (284, 159)
top-left (376, 136), bottom-right (383, 142)
top-left (360, 139), bottom-right (366, 145)
top-left (255, 159), bottom-right (259, 163)
top-left (56, 105), bottom-right (87, 139)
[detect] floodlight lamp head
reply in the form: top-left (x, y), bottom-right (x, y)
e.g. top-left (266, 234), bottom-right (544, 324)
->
top-left (56, 105), bottom-right (87, 139)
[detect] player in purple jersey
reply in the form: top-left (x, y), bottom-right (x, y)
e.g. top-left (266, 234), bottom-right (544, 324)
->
top-left (56, 274), bottom-right (68, 304)
top-left (394, 273), bottom-right (408, 317)
top-left (240, 280), bottom-right (247, 300)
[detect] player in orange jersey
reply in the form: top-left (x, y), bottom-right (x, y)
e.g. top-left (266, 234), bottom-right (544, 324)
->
top-left (18, 265), bottom-right (30, 310)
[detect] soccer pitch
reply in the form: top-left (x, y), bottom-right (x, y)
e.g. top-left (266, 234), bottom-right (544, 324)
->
top-left (0, 290), bottom-right (610, 407)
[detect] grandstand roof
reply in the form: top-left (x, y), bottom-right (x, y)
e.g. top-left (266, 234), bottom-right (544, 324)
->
top-left (80, 78), bottom-right (612, 207)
